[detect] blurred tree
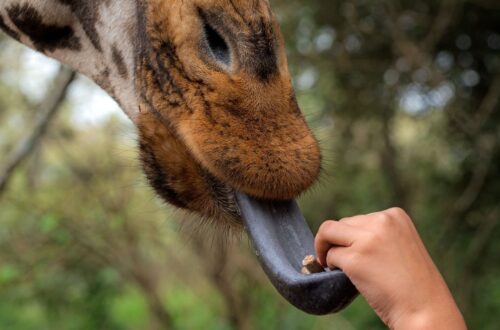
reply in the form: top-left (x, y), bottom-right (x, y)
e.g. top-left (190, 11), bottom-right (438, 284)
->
top-left (1, 1), bottom-right (499, 329)
top-left (0, 67), bottom-right (74, 194)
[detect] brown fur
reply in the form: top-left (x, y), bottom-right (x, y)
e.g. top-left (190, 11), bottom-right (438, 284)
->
top-left (136, 0), bottom-right (321, 220)
top-left (133, 0), bottom-right (321, 222)
top-left (138, 110), bottom-right (240, 223)
top-left (0, 0), bottom-right (322, 223)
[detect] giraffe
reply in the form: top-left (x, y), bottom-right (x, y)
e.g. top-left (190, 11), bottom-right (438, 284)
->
top-left (0, 0), bottom-right (357, 314)
top-left (0, 0), bottom-right (321, 222)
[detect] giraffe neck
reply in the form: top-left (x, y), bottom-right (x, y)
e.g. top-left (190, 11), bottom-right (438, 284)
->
top-left (0, 0), bottom-right (140, 121)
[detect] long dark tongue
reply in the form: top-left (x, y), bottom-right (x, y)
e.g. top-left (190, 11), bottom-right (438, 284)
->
top-left (235, 192), bottom-right (358, 315)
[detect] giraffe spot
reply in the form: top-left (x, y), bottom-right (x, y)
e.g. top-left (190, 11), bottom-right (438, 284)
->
top-left (57, 0), bottom-right (104, 51)
top-left (112, 45), bottom-right (129, 79)
top-left (95, 68), bottom-right (118, 100)
top-left (0, 14), bottom-right (20, 41)
top-left (7, 4), bottom-right (81, 52)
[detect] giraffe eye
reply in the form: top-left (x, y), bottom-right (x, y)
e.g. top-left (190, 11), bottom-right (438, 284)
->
top-left (203, 23), bottom-right (231, 66)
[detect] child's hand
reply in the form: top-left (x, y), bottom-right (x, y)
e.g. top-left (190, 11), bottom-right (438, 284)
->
top-left (315, 208), bottom-right (466, 329)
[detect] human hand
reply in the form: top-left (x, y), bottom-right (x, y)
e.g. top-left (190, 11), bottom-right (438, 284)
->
top-left (315, 208), bottom-right (466, 329)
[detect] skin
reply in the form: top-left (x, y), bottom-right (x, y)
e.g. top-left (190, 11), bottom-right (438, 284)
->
top-left (314, 208), bottom-right (467, 329)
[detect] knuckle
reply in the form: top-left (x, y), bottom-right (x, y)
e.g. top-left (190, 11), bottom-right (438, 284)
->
top-left (387, 207), bottom-right (407, 218)
top-left (339, 216), bottom-right (354, 223)
top-left (377, 212), bottom-right (393, 229)
top-left (318, 220), bottom-right (336, 233)
top-left (386, 207), bottom-right (412, 230)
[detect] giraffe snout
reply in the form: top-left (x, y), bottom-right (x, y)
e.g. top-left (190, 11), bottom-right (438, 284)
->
top-left (176, 84), bottom-right (322, 200)
top-left (210, 132), bottom-right (322, 200)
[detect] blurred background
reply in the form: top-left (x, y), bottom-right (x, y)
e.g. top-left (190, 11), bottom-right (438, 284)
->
top-left (0, 0), bottom-right (499, 329)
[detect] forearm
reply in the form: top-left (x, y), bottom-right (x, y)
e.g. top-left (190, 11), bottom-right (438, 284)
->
top-left (392, 302), bottom-right (466, 330)
top-left (390, 271), bottom-right (467, 329)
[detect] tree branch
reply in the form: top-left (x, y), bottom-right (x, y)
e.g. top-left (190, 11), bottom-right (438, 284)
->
top-left (438, 136), bottom-right (498, 250)
top-left (457, 207), bottom-right (500, 314)
top-left (421, 0), bottom-right (464, 53)
top-left (0, 67), bottom-right (75, 194)
top-left (471, 74), bottom-right (500, 134)
top-left (188, 229), bottom-right (251, 330)
top-left (452, 137), bottom-right (497, 215)
top-left (380, 111), bottom-right (409, 210)
top-left (467, 0), bottom-right (500, 10)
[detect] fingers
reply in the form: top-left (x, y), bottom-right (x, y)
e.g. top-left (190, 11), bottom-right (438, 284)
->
top-left (315, 208), bottom-right (412, 268)
top-left (314, 220), bottom-right (363, 267)
top-left (315, 208), bottom-right (415, 268)
top-left (325, 246), bottom-right (352, 271)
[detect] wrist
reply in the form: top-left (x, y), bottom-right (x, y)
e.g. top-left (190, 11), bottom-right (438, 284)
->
top-left (390, 302), bottom-right (466, 330)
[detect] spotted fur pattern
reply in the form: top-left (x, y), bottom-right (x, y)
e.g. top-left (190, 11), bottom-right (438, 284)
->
top-left (0, 0), bottom-right (137, 118)
top-left (0, 0), bottom-right (322, 224)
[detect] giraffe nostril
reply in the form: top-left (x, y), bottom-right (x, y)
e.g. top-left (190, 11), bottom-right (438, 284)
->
top-left (203, 22), bottom-right (231, 66)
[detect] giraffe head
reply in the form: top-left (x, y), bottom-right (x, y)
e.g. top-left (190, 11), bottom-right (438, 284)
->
top-left (136, 0), bottom-right (321, 222)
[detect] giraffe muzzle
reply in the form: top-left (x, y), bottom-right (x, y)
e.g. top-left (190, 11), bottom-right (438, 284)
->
top-left (235, 192), bottom-right (359, 315)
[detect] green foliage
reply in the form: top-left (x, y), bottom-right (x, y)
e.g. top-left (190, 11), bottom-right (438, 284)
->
top-left (1, 0), bottom-right (499, 329)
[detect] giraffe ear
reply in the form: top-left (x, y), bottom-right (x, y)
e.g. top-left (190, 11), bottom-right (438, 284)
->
top-left (236, 193), bottom-right (358, 315)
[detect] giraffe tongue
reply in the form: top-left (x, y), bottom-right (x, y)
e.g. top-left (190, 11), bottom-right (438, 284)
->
top-left (235, 192), bottom-right (358, 315)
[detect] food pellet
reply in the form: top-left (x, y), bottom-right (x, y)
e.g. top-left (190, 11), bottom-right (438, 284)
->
top-left (301, 255), bottom-right (325, 274)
